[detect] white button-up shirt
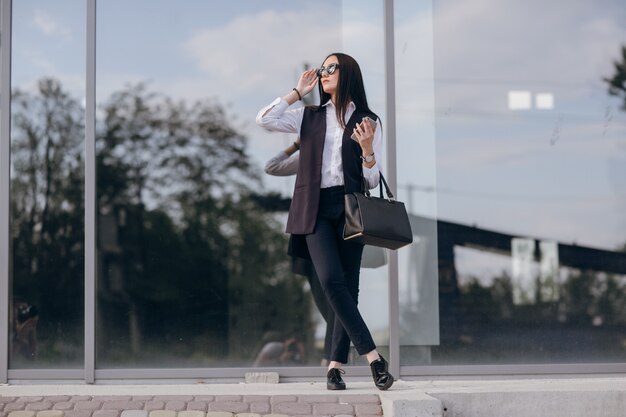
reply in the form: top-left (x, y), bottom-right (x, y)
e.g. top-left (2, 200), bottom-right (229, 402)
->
top-left (256, 98), bottom-right (382, 189)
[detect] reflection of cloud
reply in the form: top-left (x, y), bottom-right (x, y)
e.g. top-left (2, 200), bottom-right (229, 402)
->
top-left (19, 50), bottom-right (56, 73)
top-left (181, 7), bottom-right (340, 98)
top-left (433, 0), bottom-right (626, 111)
top-left (33, 9), bottom-right (72, 40)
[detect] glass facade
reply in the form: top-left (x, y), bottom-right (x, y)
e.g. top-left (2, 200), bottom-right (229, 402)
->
top-left (1, 0), bottom-right (625, 380)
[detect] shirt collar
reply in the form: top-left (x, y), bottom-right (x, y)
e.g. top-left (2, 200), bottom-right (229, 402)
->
top-left (322, 100), bottom-right (356, 111)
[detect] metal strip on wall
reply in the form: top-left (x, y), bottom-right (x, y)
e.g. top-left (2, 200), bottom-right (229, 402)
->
top-left (0, 0), bottom-right (12, 384)
top-left (383, 0), bottom-right (400, 380)
top-left (84, 0), bottom-right (96, 384)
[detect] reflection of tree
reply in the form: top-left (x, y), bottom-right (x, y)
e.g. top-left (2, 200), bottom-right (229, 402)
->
top-left (448, 266), bottom-right (626, 363)
top-left (97, 83), bottom-right (311, 364)
top-left (11, 79), bottom-right (85, 363)
top-left (11, 79), bottom-right (312, 366)
top-left (604, 45), bottom-right (626, 110)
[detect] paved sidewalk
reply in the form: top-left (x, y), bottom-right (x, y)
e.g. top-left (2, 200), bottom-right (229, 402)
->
top-left (4, 377), bottom-right (626, 417)
top-left (0, 383), bottom-right (388, 417)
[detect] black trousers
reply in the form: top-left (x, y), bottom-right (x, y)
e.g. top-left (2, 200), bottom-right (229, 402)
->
top-left (305, 186), bottom-right (377, 364)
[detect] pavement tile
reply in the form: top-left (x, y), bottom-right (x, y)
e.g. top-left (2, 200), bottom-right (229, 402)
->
top-left (130, 398), bottom-right (153, 402)
top-left (177, 411), bottom-right (205, 417)
top-left (297, 396), bottom-right (339, 404)
top-left (152, 398), bottom-right (193, 403)
top-left (338, 395), bottom-right (379, 404)
top-left (192, 398), bottom-right (214, 403)
top-left (95, 398), bottom-right (131, 403)
top-left (0, 399), bottom-right (16, 404)
top-left (25, 403), bottom-right (53, 412)
top-left (272, 403), bottom-right (311, 415)
top-left (248, 404), bottom-right (269, 415)
top-left (354, 404), bottom-right (382, 415)
top-left (4, 404), bottom-right (26, 412)
top-left (148, 411), bottom-right (176, 417)
top-left (102, 402), bottom-right (143, 411)
top-left (205, 413), bottom-right (233, 417)
top-left (74, 401), bottom-right (102, 411)
top-left (242, 397), bottom-right (268, 404)
top-left (185, 402), bottom-right (208, 412)
top-left (7, 412), bottom-right (36, 417)
top-left (36, 411), bottom-right (64, 417)
top-left (93, 411), bottom-right (120, 417)
top-left (268, 397), bottom-right (296, 405)
top-left (45, 397), bottom-right (71, 403)
top-left (69, 398), bottom-right (91, 403)
top-left (15, 399), bottom-right (42, 404)
top-left (52, 403), bottom-right (73, 412)
top-left (357, 415), bottom-right (383, 417)
top-left (164, 402), bottom-right (185, 412)
top-left (143, 402), bottom-right (164, 412)
top-left (208, 403), bottom-right (248, 414)
top-left (63, 411), bottom-right (92, 417)
top-left (234, 414), bottom-right (261, 417)
top-left (312, 403), bottom-right (353, 415)
top-left (260, 415), bottom-right (289, 417)
top-left (120, 411), bottom-right (149, 417)
top-left (211, 398), bottom-right (240, 403)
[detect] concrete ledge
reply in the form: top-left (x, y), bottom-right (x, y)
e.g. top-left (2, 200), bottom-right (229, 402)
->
top-left (432, 390), bottom-right (626, 417)
top-left (379, 391), bottom-right (443, 417)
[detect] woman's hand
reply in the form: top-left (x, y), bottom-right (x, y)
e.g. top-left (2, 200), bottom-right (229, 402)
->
top-left (295, 69), bottom-right (319, 98)
top-left (352, 118), bottom-right (376, 153)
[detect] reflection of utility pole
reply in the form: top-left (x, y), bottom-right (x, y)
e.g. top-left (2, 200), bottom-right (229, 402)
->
top-left (397, 183), bottom-right (436, 215)
top-left (405, 184), bottom-right (415, 214)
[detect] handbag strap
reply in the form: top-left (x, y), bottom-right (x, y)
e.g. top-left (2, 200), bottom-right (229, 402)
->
top-left (364, 171), bottom-right (395, 201)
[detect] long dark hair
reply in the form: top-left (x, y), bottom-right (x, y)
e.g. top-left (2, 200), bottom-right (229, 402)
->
top-left (316, 52), bottom-right (374, 128)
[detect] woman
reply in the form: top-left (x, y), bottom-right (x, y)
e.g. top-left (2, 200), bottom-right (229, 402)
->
top-left (256, 53), bottom-right (393, 390)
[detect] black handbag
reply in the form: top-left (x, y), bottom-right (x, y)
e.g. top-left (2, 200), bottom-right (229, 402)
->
top-left (343, 172), bottom-right (413, 250)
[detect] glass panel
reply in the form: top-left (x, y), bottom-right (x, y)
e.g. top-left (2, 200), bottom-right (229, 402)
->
top-left (395, 0), bottom-right (440, 366)
top-left (10, 0), bottom-right (85, 368)
top-left (95, 1), bottom-right (387, 368)
top-left (427, 0), bottom-right (626, 365)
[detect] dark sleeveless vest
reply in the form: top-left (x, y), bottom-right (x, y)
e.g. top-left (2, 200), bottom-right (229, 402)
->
top-left (286, 105), bottom-right (378, 259)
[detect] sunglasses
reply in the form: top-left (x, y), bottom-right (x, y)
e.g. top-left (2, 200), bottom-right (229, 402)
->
top-left (317, 63), bottom-right (340, 77)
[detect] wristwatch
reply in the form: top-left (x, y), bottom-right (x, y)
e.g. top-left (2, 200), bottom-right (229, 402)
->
top-left (361, 152), bottom-right (375, 163)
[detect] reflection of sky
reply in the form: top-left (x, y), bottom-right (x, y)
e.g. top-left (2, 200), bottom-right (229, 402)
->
top-left (427, 0), bottom-right (626, 252)
top-left (10, 1), bottom-right (626, 294)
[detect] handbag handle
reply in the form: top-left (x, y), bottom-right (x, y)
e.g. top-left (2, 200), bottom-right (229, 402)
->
top-left (364, 171), bottom-right (394, 201)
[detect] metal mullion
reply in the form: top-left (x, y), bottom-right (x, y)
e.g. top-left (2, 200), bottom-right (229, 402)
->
top-left (383, 0), bottom-right (400, 380)
top-left (0, 0), bottom-right (12, 384)
top-left (84, 0), bottom-right (96, 384)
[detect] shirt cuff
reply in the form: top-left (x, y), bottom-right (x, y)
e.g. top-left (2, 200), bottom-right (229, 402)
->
top-left (362, 163), bottom-right (380, 187)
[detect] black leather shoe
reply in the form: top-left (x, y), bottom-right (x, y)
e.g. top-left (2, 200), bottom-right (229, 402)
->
top-left (370, 355), bottom-right (394, 390)
top-left (327, 368), bottom-right (346, 390)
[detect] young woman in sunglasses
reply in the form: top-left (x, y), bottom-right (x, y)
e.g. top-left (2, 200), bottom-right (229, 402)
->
top-left (257, 53), bottom-right (393, 390)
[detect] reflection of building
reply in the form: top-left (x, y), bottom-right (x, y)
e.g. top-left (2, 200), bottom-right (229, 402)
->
top-left (400, 215), bottom-right (626, 364)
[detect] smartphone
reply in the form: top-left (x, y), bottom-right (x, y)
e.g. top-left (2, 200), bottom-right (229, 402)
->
top-left (351, 116), bottom-right (376, 141)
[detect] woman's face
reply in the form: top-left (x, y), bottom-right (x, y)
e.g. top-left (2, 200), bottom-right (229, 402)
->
top-left (320, 55), bottom-right (340, 98)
